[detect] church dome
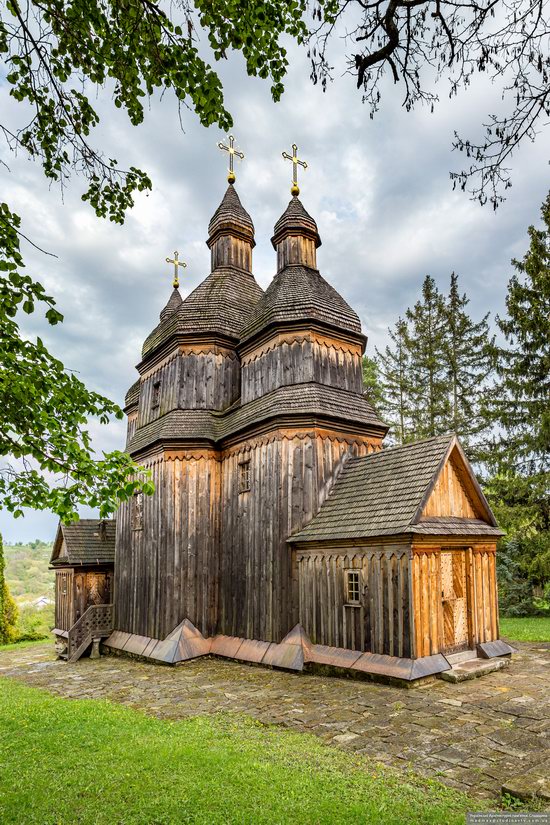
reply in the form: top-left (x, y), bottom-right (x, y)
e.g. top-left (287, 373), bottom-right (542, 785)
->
top-left (239, 196), bottom-right (362, 345)
top-left (239, 265), bottom-right (362, 344)
top-left (141, 185), bottom-right (263, 359)
top-left (208, 184), bottom-right (254, 242)
top-left (271, 196), bottom-right (321, 249)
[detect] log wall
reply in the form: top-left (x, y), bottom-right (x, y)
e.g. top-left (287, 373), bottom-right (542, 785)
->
top-left (295, 547), bottom-right (412, 656)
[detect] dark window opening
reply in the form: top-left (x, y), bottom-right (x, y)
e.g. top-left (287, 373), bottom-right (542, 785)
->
top-left (152, 380), bottom-right (161, 409)
top-left (238, 460), bottom-right (251, 494)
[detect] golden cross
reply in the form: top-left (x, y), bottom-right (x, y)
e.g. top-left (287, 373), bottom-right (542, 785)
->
top-left (217, 134), bottom-right (245, 184)
top-left (282, 143), bottom-right (308, 196)
top-left (165, 250), bottom-right (186, 289)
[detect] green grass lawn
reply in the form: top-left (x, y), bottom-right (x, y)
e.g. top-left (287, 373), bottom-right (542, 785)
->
top-left (0, 678), bottom-right (487, 825)
top-left (500, 616), bottom-right (550, 642)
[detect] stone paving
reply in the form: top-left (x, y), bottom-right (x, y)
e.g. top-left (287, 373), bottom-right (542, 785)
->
top-left (1, 641), bottom-right (549, 804)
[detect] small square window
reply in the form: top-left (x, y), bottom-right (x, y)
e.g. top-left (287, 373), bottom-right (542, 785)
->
top-left (345, 570), bottom-right (361, 605)
top-left (152, 380), bottom-right (161, 409)
top-left (238, 460), bottom-right (251, 494)
top-left (132, 491), bottom-right (143, 531)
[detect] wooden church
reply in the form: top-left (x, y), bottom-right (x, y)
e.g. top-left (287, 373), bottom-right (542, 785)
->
top-left (52, 145), bottom-right (513, 680)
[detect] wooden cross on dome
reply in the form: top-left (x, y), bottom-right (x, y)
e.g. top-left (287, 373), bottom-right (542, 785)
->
top-left (165, 250), bottom-right (186, 289)
top-left (218, 135), bottom-right (245, 184)
top-left (282, 143), bottom-right (307, 196)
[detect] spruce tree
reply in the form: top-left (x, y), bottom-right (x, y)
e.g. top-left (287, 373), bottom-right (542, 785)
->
top-left (405, 276), bottom-right (449, 438)
top-left (362, 355), bottom-right (385, 412)
top-left (443, 273), bottom-right (494, 452)
top-left (0, 534), bottom-right (18, 645)
top-left (492, 192), bottom-right (550, 476)
top-left (375, 318), bottom-right (413, 444)
top-left (485, 192), bottom-right (550, 610)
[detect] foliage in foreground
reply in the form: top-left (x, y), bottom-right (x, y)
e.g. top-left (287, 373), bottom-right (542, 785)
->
top-left (0, 677), bottom-right (485, 825)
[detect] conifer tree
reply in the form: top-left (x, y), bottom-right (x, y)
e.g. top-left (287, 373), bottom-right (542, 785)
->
top-left (361, 355), bottom-right (385, 412)
top-left (443, 273), bottom-right (494, 451)
top-left (375, 318), bottom-right (413, 444)
top-left (484, 192), bottom-right (550, 609)
top-left (405, 276), bottom-right (449, 438)
top-left (0, 534), bottom-right (18, 645)
top-left (491, 192), bottom-right (550, 477)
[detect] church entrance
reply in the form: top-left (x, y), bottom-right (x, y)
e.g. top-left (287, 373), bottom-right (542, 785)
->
top-left (440, 550), bottom-right (469, 653)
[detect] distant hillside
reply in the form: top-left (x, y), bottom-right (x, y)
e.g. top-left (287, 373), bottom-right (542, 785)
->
top-left (4, 540), bottom-right (54, 604)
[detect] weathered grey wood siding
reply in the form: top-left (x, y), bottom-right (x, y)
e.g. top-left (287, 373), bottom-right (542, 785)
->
top-left (136, 350), bottom-right (240, 429)
top-left (295, 547), bottom-right (412, 657)
top-left (218, 432), bottom-right (374, 641)
top-left (241, 339), bottom-right (363, 403)
top-left (114, 452), bottom-right (220, 640)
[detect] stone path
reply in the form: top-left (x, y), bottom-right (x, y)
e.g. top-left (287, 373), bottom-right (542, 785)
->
top-left (1, 641), bottom-right (549, 804)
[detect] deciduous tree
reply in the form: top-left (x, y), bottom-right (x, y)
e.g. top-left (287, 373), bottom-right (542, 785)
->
top-left (0, 533), bottom-right (18, 645)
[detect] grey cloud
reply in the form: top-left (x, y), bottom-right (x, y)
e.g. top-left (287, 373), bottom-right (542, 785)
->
top-left (0, 32), bottom-right (547, 542)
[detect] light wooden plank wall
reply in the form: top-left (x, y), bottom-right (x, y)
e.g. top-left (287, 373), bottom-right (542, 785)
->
top-left (412, 545), bottom-right (498, 657)
top-left (411, 549), bottom-right (444, 658)
top-left (218, 433), bottom-right (373, 642)
top-left (470, 546), bottom-right (499, 644)
top-left (423, 457), bottom-right (478, 518)
top-left (241, 340), bottom-right (363, 403)
top-left (296, 549), bottom-right (412, 656)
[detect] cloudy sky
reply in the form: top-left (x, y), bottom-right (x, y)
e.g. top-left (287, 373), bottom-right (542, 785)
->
top-left (1, 16), bottom-right (548, 543)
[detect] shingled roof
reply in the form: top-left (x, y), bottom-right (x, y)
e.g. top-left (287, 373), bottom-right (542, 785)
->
top-left (271, 197), bottom-right (320, 247)
top-left (239, 265), bottom-right (363, 344)
top-left (142, 268), bottom-right (264, 357)
top-left (208, 184), bottom-right (254, 239)
top-left (290, 434), bottom-right (502, 542)
top-left (126, 383), bottom-right (387, 456)
top-left (50, 520), bottom-right (116, 567)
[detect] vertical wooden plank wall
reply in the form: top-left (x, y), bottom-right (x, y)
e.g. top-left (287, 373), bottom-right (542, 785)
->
top-left (136, 348), bottom-right (241, 431)
top-left (296, 548), bottom-right (411, 656)
top-left (114, 450), bottom-right (221, 641)
top-left (470, 545), bottom-right (499, 644)
top-left (241, 334), bottom-right (364, 404)
top-left (55, 570), bottom-right (74, 631)
top-left (218, 431), bottom-right (376, 642)
top-left (412, 544), bottom-right (499, 657)
top-left (411, 548), bottom-right (443, 658)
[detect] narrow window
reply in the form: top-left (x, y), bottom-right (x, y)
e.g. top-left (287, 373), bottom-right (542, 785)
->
top-left (152, 380), bottom-right (161, 409)
top-left (238, 460), bottom-right (251, 494)
top-left (345, 569), bottom-right (361, 606)
top-left (132, 491), bottom-right (143, 531)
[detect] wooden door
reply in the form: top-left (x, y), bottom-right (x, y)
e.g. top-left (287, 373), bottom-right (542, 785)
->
top-left (55, 570), bottom-right (74, 631)
top-left (440, 550), bottom-right (469, 652)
